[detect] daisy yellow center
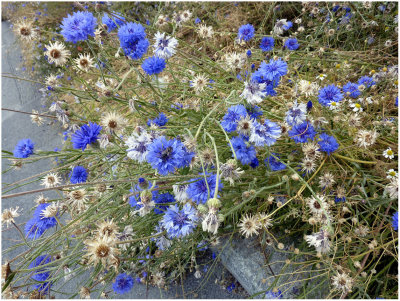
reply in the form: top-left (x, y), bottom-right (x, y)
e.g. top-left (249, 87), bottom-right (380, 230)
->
top-left (355, 103), bottom-right (361, 109)
top-left (331, 102), bottom-right (337, 106)
top-left (389, 171), bottom-right (396, 176)
top-left (387, 150), bottom-right (393, 155)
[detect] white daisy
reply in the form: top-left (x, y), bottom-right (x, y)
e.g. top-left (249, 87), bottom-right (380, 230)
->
top-left (382, 147), bottom-right (395, 159)
top-left (386, 169), bottom-right (398, 179)
top-left (349, 102), bottom-right (363, 112)
top-left (180, 10), bottom-right (192, 22)
top-left (45, 74), bottom-right (59, 88)
top-left (191, 74), bottom-right (209, 93)
top-left (328, 100), bottom-right (341, 111)
top-left (197, 24), bottom-right (214, 39)
top-left (316, 74), bottom-right (327, 80)
top-left (41, 173), bottom-right (61, 188)
top-left (44, 41), bottom-right (71, 66)
top-left (354, 129), bottom-right (378, 148)
top-left (224, 52), bottom-right (246, 70)
top-left (2, 207), bottom-right (21, 228)
top-left (298, 80), bottom-right (319, 97)
top-left (74, 53), bottom-right (94, 72)
top-left (238, 214), bottom-right (261, 238)
top-left (100, 111), bottom-right (126, 134)
top-left (332, 272), bottom-right (353, 294)
top-left (14, 20), bottom-right (37, 41)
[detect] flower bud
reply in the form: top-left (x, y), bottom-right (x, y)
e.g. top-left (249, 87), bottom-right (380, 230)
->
top-left (206, 198), bottom-right (221, 209)
top-left (139, 190), bottom-right (152, 204)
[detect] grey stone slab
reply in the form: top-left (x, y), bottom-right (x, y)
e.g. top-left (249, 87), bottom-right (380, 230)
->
top-left (213, 234), bottom-right (329, 299)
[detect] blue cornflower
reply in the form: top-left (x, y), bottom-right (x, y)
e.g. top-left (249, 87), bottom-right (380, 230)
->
top-left (161, 203), bottom-right (198, 238)
top-left (13, 138), bottom-right (34, 158)
top-left (141, 56), bottom-right (166, 75)
top-left (71, 122), bottom-right (102, 151)
top-left (118, 22), bottom-right (149, 60)
top-left (246, 50), bottom-right (252, 57)
top-left (249, 120), bottom-right (281, 147)
top-left (69, 166), bottom-right (88, 184)
top-left (284, 38), bottom-right (299, 50)
top-left (25, 218), bottom-right (45, 240)
top-left (392, 212), bottom-right (398, 231)
top-left (283, 21), bottom-right (293, 30)
top-left (220, 104), bottom-right (247, 133)
top-left (250, 157), bottom-right (259, 168)
top-left (60, 11), bottom-right (97, 43)
top-left (265, 154), bottom-right (286, 171)
top-left (187, 173), bottom-right (223, 204)
top-left (112, 273), bottom-right (134, 294)
top-left (288, 121), bottom-right (316, 143)
top-left (342, 82), bottom-right (361, 98)
top-left (246, 105), bottom-right (263, 120)
top-left (33, 203), bottom-right (58, 229)
top-left (147, 112), bottom-right (168, 127)
top-left (146, 136), bottom-right (188, 176)
top-left (318, 84), bottom-right (343, 107)
top-left (129, 178), bottom-right (159, 209)
top-left (29, 255), bottom-right (52, 282)
top-left (318, 133), bottom-right (339, 155)
top-left (195, 18), bottom-right (201, 24)
top-left (102, 12), bottom-right (125, 32)
top-left (358, 76), bottom-right (375, 88)
top-left (307, 100), bottom-right (313, 111)
top-left (238, 24), bottom-right (255, 41)
top-left (334, 196), bottom-right (346, 203)
top-left (396, 96), bottom-right (398, 107)
top-left (285, 101), bottom-right (307, 126)
top-left (230, 136), bottom-right (257, 165)
top-left (154, 192), bottom-right (175, 214)
top-left (227, 282), bottom-right (236, 292)
top-left (251, 68), bottom-right (280, 97)
top-left (258, 58), bottom-right (288, 81)
top-left (265, 290), bottom-right (283, 299)
top-left (260, 37), bottom-right (274, 52)
top-left (25, 203), bottom-right (58, 240)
